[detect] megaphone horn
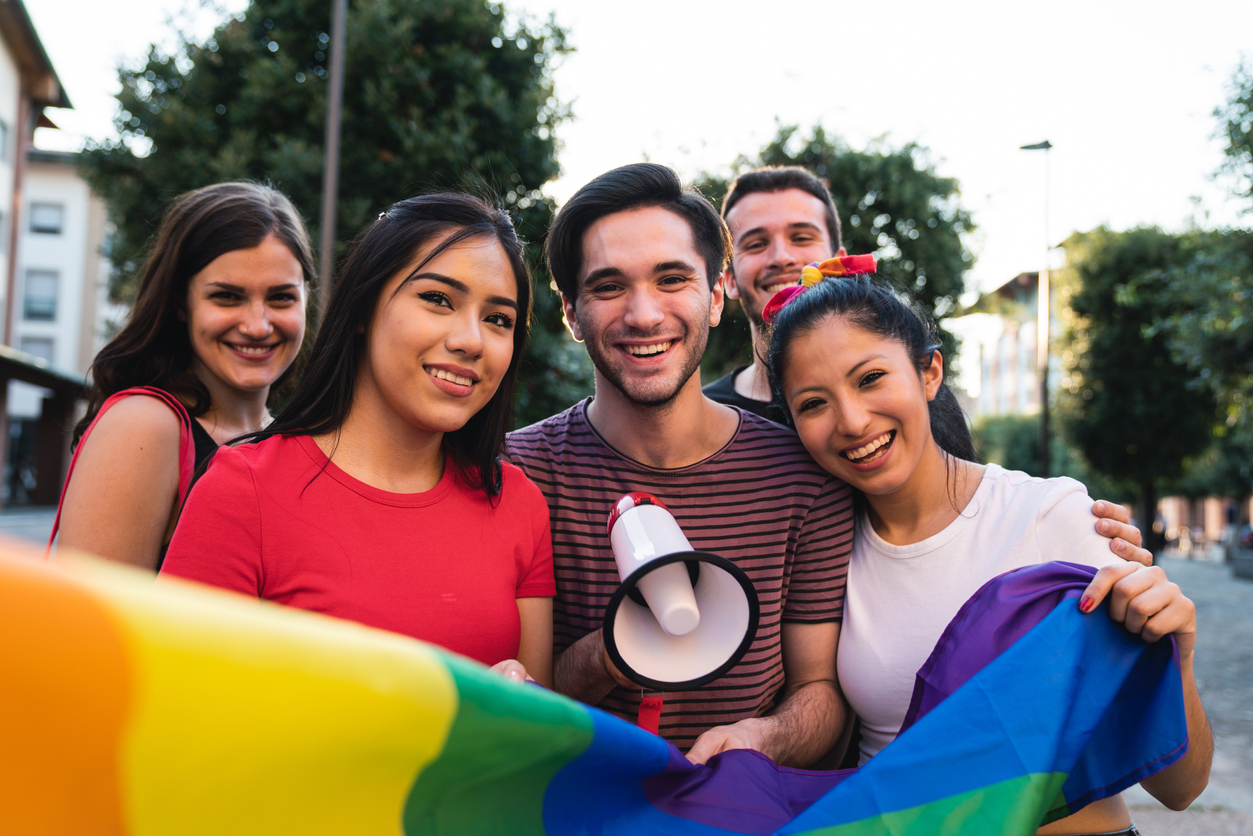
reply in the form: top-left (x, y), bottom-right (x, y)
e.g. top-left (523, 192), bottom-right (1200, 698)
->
top-left (603, 493), bottom-right (760, 691)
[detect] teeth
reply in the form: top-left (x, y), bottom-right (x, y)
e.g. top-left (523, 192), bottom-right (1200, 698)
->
top-left (233, 344), bottom-right (273, 355)
top-left (428, 368), bottom-right (474, 386)
top-left (844, 432), bottom-right (893, 462)
top-left (764, 281), bottom-right (797, 293)
top-left (625, 341), bottom-right (673, 356)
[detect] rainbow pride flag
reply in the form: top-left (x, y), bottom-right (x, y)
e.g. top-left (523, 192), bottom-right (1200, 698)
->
top-left (1, 545), bottom-right (1185, 835)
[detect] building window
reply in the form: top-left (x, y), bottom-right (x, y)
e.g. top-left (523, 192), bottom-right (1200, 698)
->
top-left (23, 269), bottom-right (57, 321)
top-left (30, 203), bottom-right (63, 234)
top-left (19, 336), bottom-right (54, 364)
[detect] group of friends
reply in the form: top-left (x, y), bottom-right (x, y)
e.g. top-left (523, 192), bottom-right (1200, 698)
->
top-left (50, 163), bottom-right (1211, 835)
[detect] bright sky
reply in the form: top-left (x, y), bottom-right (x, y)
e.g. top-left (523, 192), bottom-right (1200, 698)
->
top-left (28, 0), bottom-right (1253, 303)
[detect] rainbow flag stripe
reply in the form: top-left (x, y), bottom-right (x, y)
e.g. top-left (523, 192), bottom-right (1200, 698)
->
top-left (0, 549), bottom-right (1185, 835)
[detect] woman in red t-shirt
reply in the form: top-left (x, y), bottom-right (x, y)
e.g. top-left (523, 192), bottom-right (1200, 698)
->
top-left (162, 193), bottom-right (554, 686)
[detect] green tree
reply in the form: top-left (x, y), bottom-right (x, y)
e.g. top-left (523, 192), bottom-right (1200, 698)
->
top-left (1056, 227), bottom-right (1218, 528)
top-left (696, 124), bottom-right (975, 379)
top-left (1216, 60), bottom-right (1253, 204)
top-left (971, 412), bottom-right (1130, 501)
top-left (80, 0), bottom-right (594, 424)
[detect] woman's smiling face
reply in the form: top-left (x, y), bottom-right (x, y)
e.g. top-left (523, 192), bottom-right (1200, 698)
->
top-left (355, 233), bottom-right (518, 437)
top-left (782, 313), bottom-right (943, 497)
top-left (184, 233), bottom-right (306, 397)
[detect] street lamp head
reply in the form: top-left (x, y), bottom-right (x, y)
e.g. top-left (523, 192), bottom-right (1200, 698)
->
top-left (1020, 141), bottom-right (1053, 151)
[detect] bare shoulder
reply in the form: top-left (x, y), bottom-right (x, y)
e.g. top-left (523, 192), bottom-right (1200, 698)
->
top-left (70, 395), bottom-right (184, 485)
top-left (85, 395), bottom-right (184, 451)
top-left (59, 394), bottom-right (185, 567)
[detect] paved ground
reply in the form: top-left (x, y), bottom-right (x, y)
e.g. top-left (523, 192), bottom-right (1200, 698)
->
top-left (10, 511), bottom-right (1252, 831)
top-left (1118, 551), bottom-right (1253, 832)
top-left (0, 506), bottom-right (57, 546)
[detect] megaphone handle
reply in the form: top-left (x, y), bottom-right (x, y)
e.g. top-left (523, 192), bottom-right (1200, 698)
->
top-left (638, 692), bottom-right (664, 736)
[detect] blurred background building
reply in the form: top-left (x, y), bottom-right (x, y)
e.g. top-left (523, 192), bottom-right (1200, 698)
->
top-left (0, 1), bottom-right (103, 508)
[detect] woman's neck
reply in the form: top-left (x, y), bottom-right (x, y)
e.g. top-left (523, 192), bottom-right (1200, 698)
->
top-left (187, 362), bottom-right (273, 444)
top-left (312, 388), bottom-right (446, 495)
top-left (864, 444), bottom-right (984, 546)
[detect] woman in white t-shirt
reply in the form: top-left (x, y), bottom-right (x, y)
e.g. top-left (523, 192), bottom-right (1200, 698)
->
top-left (764, 260), bottom-right (1211, 836)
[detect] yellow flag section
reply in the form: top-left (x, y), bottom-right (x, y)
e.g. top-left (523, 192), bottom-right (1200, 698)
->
top-left (0, 546), bottom-right (458, 836)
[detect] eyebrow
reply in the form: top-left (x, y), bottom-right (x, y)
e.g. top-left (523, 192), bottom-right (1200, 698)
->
top-left (582, 260), bottom-right (700, 287)
top-left (735, 221), bottom-right (824, 247)
top-left (789, 354), bottom-right (890, 398)
top-left (655, 260), bottom-right (700, 276)
top-left (205, 281), bottom-right (301, 293)
top-left (405, 272), bottom-right (518, 310)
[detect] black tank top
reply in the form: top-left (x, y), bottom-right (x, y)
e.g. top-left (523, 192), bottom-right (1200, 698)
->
top-left (190, 418), bottom-right (219, 471)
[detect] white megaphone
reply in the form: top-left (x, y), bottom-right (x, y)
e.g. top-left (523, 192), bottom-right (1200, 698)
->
top-left (603, 493), bottom-right (759, 691)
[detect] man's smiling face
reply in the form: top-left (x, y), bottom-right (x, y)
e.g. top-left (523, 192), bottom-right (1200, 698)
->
top-left (564, 205), bottom-right (723, 407)
top-left (724, 188), bottom-right (836, 327)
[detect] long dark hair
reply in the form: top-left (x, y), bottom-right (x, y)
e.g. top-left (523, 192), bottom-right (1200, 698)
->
top-left (76, 181), bottom-right (316, 444)
top-left (766, 276), bottom-right (977, 463)
top-left (245, 192), bottom-right (532, 497)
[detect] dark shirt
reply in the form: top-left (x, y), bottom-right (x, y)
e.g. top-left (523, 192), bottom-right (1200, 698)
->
top-left (703, 364), bottom-right (784, 423)
top-left (190, 418), bottom-right (219, 471)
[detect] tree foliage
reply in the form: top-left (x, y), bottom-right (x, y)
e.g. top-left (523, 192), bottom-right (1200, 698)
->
top-left (1216, 60), bottom-right (1253, 205)
top-left (1056, 227), bottom-right (1218, 523)
top-left (1145, 231), bottom-right (1253, 454)
top-left (971, 412), bottom-right (1129, 502)
top-left (78, 0), bottom-right (594, 424)
top-left (696, 124), bottom-right (975, 379)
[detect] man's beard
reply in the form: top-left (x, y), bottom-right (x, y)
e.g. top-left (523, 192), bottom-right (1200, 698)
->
top-left (579, 318), bottom-right (709, 409)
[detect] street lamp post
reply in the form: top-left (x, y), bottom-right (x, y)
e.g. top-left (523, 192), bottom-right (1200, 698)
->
top-left (1020, 140), bottom-right (1052, 478)
top-left (318, 0), bottom-right (348, 318)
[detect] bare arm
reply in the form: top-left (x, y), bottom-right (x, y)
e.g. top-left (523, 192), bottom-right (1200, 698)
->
top-left (57, 397), bottom-right (183, 570)
top-left (552, 627), bottom-right (632, 704)
top-left (686, 621), bottom-right (844, 768)
top-left (1081, 563), bottom-right (1212, 809)
top-left (515, 597), bottom-right (554, 689)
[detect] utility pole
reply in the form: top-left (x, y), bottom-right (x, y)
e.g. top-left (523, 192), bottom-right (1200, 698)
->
top-left (318, 0), bottom-right (348, 318)
top-left (1020, 140), bottom-right (1052, 478)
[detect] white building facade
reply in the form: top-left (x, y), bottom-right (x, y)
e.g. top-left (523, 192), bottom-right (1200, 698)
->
top-left (8, 149), bottom-right (114, 418)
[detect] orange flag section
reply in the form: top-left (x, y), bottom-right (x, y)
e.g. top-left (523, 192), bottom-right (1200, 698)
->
top-left (1, 542), bottom-right (461, 836)
top-left (0, 549), bottom-right (130, 835)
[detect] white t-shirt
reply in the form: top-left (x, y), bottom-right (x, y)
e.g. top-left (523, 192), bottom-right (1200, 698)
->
top-left (837, 463), bottom-right (1122, 763)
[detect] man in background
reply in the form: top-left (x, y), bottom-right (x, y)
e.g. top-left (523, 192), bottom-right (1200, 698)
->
top-left (703, 167), bottom-right (844, 418)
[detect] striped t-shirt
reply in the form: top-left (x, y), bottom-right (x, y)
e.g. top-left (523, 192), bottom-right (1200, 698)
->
top-left (504, 399), bottom-right (854, 750)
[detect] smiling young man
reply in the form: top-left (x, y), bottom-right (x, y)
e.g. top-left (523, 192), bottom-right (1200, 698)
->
top-left (504, 163), bottom-right (855, 767)
top-left (703, 167), bottom-right (844, 418)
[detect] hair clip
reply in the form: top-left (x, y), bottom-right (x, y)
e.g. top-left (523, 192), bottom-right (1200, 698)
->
top-left (377, 211), bottom-right (387, 220)
top-left (762, 254), bottom-right (877, 324)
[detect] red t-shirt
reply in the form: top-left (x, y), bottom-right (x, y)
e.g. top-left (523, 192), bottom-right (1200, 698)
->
top-left (161, 434), bottom-right (554, 667)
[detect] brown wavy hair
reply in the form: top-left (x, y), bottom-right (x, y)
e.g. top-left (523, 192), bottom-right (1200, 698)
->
top-left (75, 181), bottom-right (316, 445)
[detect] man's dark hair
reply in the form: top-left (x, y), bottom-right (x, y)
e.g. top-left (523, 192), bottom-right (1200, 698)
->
top-left (546, 163), bottom-right (731, 307)
top-left (721, 166), bottom-right (843, 251)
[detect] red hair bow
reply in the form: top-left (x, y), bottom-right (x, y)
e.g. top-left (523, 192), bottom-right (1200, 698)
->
top-left (761, 254), bottom-right (877, 324)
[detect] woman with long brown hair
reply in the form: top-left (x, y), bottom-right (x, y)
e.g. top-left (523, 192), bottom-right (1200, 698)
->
top-left (51, 182), bottom-right (314, 570)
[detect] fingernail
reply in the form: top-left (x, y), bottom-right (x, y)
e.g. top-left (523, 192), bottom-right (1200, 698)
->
top-left (1099, 520), bottom-right (1111, 533)
top-left (1079, 596), bottom-right (1094, 613)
